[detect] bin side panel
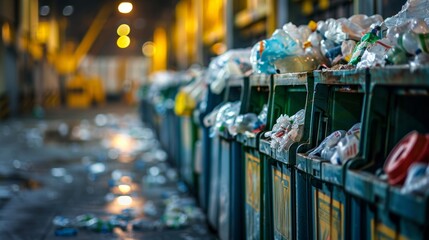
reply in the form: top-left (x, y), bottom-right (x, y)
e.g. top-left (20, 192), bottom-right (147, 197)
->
top-left (245, 151), bottom-right (261, 240)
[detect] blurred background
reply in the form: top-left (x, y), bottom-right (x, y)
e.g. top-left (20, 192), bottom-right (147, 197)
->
top-left (0, 0), bottom-right (403, 118)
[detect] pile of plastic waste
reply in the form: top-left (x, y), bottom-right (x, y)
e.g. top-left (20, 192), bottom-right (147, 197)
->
top-left (250, 0), bottom-right (429, 73)
top-left (308, 123), bottom-right (361, 165)
top-left (228, 104), bottom-right (268, 137)
top-left (204, 101), bottom-right (241, 138)
top-left (264, 109), bottom-right (305, 151)
top-left (207, 49), bottom-right (252, 94)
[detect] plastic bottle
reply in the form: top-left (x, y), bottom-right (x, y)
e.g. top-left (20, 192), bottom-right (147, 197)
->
top-left (410, 18), bottom-right (429, 33)
top-left (341, 40), bottom-right (357, 62)
top-left (400, 31), bottom-right (420, 55)
top-left (330, 123), bottom-right (361, 165)
top-left (385, 46), bottom-right (408, 65)
top-left (410, 49), bottom-right (429, 70)
top-left (349, 26), bottom-right (381, 65)
top-left (308, 130), bottom-right (346, 157)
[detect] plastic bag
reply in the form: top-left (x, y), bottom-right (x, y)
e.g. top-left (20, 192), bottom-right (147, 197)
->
top-left (228, 104), bottom-right (267, 136)
top-left (250, 29), bottom-right (303, 74)
top-left (209, 101), bottom-right (241, 137)
top-left (208, 49), bottom-right (252, 94)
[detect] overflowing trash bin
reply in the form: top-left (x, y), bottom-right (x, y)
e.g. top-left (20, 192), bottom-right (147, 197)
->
top-left (235, 74), bottom-right (271, 240)
top-left (138, 1), bottom-right (429, 239)
top-left (260, 72), bottom-right (314, 240)
top-left (346, 67), bottom-right (429, 240)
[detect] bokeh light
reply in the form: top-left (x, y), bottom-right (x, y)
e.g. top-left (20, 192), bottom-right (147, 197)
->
top-left (62, 5), bottom-right (74, 16)
top-left (118, 184), bottom-right (131, 194)
top-left (117, 195), bottom-right (133, 205)
top-left (117, 24), bottom-right (130, 36)
top-left (40, 5), bottom-right (50, 16)
top-left (118, 2), bottom-right (133, 14)
top-left (117, 36), bottom-right (130, 48)
top-left (142, 41), bottom-right (156, 57)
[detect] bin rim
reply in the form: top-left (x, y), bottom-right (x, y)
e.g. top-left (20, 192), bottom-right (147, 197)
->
top-left (249, 74), bottom-right (271, 87)
top-left (313, 68), bottom-right (368, 86)
top-left (369, 66), bottom-right (429, 87)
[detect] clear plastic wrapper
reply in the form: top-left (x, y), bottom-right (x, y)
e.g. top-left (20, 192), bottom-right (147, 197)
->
top-left (228, 104), bottom-right (267, 136)
top-left (250, 29), bottom-right (303, 74)
top-left (207, 49), bottom-right (252, 94)
top-left (383, 0), bottom-right (429, 29)
top-left (341, 40), bottom-right (357, 62)
top-left (209, 101), bottom-right (241, 137)
top-left (401, 163), bottom-right (429, 195)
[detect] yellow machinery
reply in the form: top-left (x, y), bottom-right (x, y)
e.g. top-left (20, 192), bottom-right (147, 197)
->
top-left (56, 3), bottom-right (113, 108)
top-left (66, 73), bottom-right (105, 108)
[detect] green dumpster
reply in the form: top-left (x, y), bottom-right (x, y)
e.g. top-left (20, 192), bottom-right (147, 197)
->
top-left (218, 76), bottom-right (245, 240)
top-left (296, 69), bottom-right (368, 240)
top-left (346, 66), bottom-right (429, 240)
top-left (236, 74), bottom-right (272, 240)
top-left (261, 72), bottom-right (314, 240)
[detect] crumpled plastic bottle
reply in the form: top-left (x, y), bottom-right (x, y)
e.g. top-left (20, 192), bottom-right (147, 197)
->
top-left (308, 130), bottom-right (346, 158)
top-left (266, 109), bottom-right (305, 151)
top-left (330, 123), bottom-right (361, 165)
top-left (356, 38), bottom-right (392, 69)
top-left (349, 26), bottom-right (382, 65)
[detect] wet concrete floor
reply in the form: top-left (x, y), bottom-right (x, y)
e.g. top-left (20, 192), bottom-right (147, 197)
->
top-left (0, 104), bottom-right (216, 240)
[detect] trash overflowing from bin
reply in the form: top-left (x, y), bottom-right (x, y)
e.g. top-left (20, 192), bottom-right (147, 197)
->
top-left (207, 49), bottom-right (252, 94)
top-left (228, 104), bottom-right (267, 137)
top-left (263, 109), bottom-right (306, 151)
top-left (207, 101), bottom-right (241, 137)
top-left (307, 123), bottom-right (362, 165)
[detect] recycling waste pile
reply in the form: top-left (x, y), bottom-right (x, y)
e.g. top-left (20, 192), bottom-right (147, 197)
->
top-left (0, 110), bottom-right (215, 239)
top-left (138, 1), bottom-right (429, 239)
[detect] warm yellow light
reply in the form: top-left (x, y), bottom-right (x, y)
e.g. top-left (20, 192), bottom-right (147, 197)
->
top-left (120, 176), bottom-right (132, 184)
top-left (117, 195), bottom-right (133, 205)
top-left (117, 24), bottom-right (130, 36)
top-left (2, 22), bottom-right (11, 45)
top-left (118, 2), bottom-right (133, 14)
top-left (117, 36), bottom-right (130, 48)
top-left (211, 42), bottom-right (226, 55)
top-left (118, 184), bottom-right (131, 194)
top-left (111, 133), bottom-right (134, 151)
top-left (142, 41), bottom-right (156, 57)
top-left (37, 22), bottom-right (50, 43)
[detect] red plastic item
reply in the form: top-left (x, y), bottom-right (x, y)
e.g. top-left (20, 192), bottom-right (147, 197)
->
top-left (384, 131), bottom-right (429, 186)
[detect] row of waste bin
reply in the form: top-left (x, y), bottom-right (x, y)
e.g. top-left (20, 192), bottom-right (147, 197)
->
top-left (139, 66), bottom-right (429, 240)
